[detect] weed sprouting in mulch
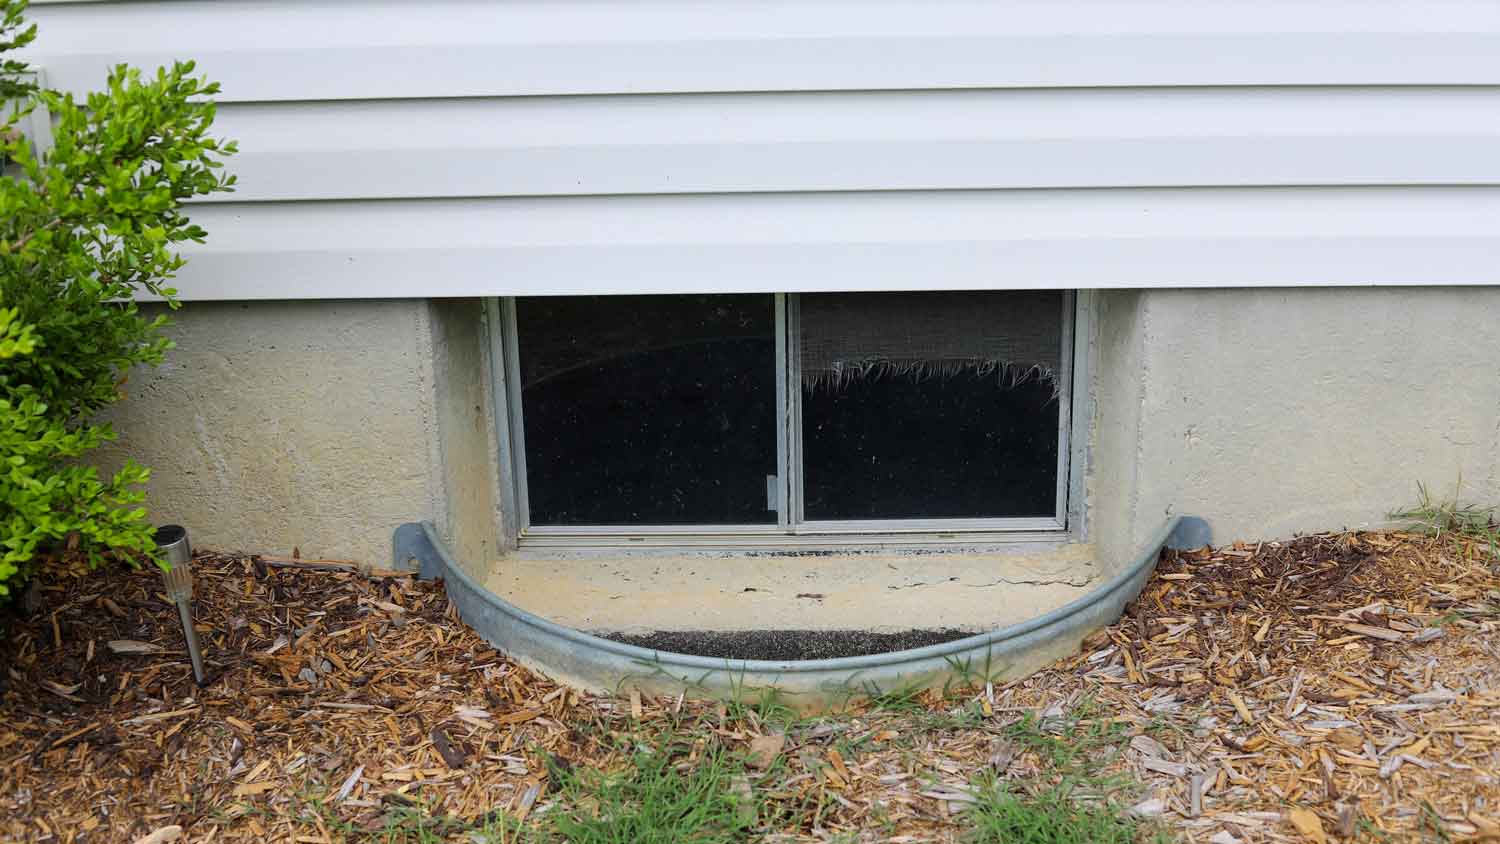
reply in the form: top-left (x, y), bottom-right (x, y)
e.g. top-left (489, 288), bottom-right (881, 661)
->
top-left (959, 701), bottom-right (1158, 844)
top-left (964, 782), bottom-right (1154, 844)
top-left (546, 733), bottom-right (762, 844)
top-left (1392, 480), bottom-right (1500, 563)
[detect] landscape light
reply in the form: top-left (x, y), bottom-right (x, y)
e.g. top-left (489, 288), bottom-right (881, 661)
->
top-left (154, 525), bottom-right (206, 686)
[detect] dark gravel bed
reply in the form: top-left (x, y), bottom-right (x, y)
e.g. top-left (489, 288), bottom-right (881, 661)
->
top-left (601, 627), bottom-right (976, 661)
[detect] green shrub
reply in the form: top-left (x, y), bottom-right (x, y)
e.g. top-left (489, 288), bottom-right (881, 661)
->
top-left (0, 0), bottom-right (235, 596)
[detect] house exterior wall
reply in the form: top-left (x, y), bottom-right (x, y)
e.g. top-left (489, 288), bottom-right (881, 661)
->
top-left (1085, 290), bottom-right (1150, 569)
top-left (1120, 286), bottom-right (1500, 549)
top-left (427, 299), bottom-right (505, 580)
top-left (19, 1), bottom-right (1500, 300)
top-left (89, 288), bottom-right (1500, 570)
top-left (91, 301), bottom-right (443, 566)
top-left (19, 1), bottom-right (1500, 569)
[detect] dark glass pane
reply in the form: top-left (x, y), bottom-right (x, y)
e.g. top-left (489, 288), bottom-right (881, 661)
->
top-left (517, 294), bottom-right (776, 526)
top-left (800, 291), bottom-right (1063, 520)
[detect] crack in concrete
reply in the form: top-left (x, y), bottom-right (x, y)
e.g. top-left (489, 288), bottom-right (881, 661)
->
top-left (886, 573), bottom-right (1091, 590)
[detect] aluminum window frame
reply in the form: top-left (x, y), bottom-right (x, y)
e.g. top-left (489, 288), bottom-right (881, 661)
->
top-left (491, 291), bottom-right (1083, 550)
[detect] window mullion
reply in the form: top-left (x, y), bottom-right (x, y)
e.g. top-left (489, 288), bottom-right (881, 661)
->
top-left (773, 293), bottom-right (789, 528)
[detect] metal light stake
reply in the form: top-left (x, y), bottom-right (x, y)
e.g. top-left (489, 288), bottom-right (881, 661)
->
top-left (155, 525), bottom-right (206, 685)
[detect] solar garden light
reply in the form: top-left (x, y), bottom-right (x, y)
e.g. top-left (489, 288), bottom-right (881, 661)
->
top-left (155, 525), bottom-right (206, 686)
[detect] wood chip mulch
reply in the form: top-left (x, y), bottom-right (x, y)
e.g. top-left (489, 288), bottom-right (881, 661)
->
top-left (0, 531), bottom-right (1497, 843)
top-left (1006, 531), bottom-right (1500, 843)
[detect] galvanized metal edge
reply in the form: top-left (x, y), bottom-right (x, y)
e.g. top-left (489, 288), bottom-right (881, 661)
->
top-left (400, 516), bottom-right (1206, 708)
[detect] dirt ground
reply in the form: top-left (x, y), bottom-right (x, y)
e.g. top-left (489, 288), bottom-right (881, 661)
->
top-left (1, 530), bottom-right (1498, 843)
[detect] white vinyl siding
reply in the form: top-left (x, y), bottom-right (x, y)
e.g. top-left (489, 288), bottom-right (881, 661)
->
top-left (209, 88), bottom-right (1500, 203)
top-left (20, 1), bottom-right (1500, 299)
top-left (26, 2), bottom-right (1500, 100)
top-left (179, 188), bottom-right (1499, 300)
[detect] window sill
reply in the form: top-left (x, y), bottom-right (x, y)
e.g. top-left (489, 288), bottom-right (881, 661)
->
top-left (515, 519), bottom-right (1066, 550)
top-left (487, 538), bottom-right (1096, 637)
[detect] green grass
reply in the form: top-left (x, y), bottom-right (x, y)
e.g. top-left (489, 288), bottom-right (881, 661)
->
top-left (964, 782), bottom-right (1150, 844)
top-left (267, 794), bottom-right (532, 844)
top-left (720, 679), bottom-right (801, 729)
top-left (371, 808), bottom-right (530, 844)
top-left (859, 683), bottom-right (988, 737)
top-left (861, 681), bottom-right (931, 714)
top-left (546, 733), bottom-right (764, 844)
top-left (961, 700), bottom-right (1159, 844)
top-left (1417, 801), bottom-right (1454, 844)
top-left (1392, 480), bottom-right (1500, 560)
top-left (999, 701), bottom-right (1132, 785)
top-left (265, 697), bottom-right (1159, 843)
top-left (345, 731), bottom-right (769, 844)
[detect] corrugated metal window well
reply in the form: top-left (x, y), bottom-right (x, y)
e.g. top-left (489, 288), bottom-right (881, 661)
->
top-left (496, 290), bottom-right (1074, 548)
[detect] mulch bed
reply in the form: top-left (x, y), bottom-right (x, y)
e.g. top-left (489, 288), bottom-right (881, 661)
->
top-left (1, 531), bottom-right (1497, 843)
top-left (1015, 531), bottom-right (1500, 843)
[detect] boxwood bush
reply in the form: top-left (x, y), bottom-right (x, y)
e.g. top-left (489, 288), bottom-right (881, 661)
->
top-left (0, 0), bottom-right (235, 597)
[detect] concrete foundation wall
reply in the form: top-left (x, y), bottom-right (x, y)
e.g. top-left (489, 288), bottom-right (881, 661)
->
top-left (1086, 290), bottom-right (1150, 569)
top-left (94, 288), bottom-right (1500, 571)
top-left (427, 299), bottom-right (505, 579)
top-left (1105, 286), bottom-right (1500, 549)
top-left (95, 300), bottom-right (442, 565)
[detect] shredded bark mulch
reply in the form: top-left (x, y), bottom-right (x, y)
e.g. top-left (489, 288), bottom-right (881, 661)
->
top-left (1, 531), bottom-right (1497, 843)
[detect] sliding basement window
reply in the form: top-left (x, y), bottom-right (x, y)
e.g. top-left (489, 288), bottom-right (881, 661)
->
top-left (496, 291), bottom-right (1074, 547)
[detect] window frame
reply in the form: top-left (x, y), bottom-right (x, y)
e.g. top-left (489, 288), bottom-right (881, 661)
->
top-left (487, 291), bottom-right (1088, 550)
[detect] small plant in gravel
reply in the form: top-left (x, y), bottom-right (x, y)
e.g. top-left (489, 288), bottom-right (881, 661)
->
top-left (0, 0), bottom-right (235, 597)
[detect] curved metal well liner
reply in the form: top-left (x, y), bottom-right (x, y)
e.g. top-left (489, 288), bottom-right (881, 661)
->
top-left (398, 516), bottom-right (1206, 707)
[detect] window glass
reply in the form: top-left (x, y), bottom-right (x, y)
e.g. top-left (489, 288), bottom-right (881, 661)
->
top-left (516, 295), bottom-right (777, 525)
top-left (798, 291), bottom-right (1063, 520)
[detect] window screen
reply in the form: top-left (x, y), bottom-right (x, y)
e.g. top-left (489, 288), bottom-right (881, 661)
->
top-left (798, 292), bottom-right (1062, 520)
top-left (515, 295), bottom-right (777, 525)
top-left (508, 290), bottom-right (1069, 534)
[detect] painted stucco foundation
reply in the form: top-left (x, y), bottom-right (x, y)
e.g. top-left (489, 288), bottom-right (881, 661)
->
top-left (1098, 286), bottom-right (1500, 551)
top-left (98, 287), bottom-right (1500, 596)
top-left (94, 298), bottom-right (501, 567)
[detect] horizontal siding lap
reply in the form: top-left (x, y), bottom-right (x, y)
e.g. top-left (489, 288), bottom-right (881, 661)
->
top-left (20, 2), bottom-right (1500, 100)
top-left (26, 34), bottom-right (1500, 102)
top-left (210, 88), bottom-right (1500, 202)
top-left (18, 1), bottom-right (1500, 296)
top-left (172, 188), bottom-right (1500, 299)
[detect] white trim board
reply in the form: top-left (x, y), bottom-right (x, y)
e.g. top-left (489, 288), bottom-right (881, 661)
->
top-left (165, 187), bottom-right (1500, 300)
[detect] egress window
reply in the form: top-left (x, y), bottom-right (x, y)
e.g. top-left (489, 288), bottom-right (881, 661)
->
top-left (497, 291), bottom-right (1074, 545)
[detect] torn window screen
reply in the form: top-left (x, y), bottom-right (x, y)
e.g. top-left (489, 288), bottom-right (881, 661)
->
top-left (798, 291), bottom-right (1063, 521)
top-left (799, 291), bottom-right (1063, 392)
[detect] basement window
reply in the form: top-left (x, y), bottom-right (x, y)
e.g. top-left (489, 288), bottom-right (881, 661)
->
top-left (495, 291), bottom-right (1076, 546)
